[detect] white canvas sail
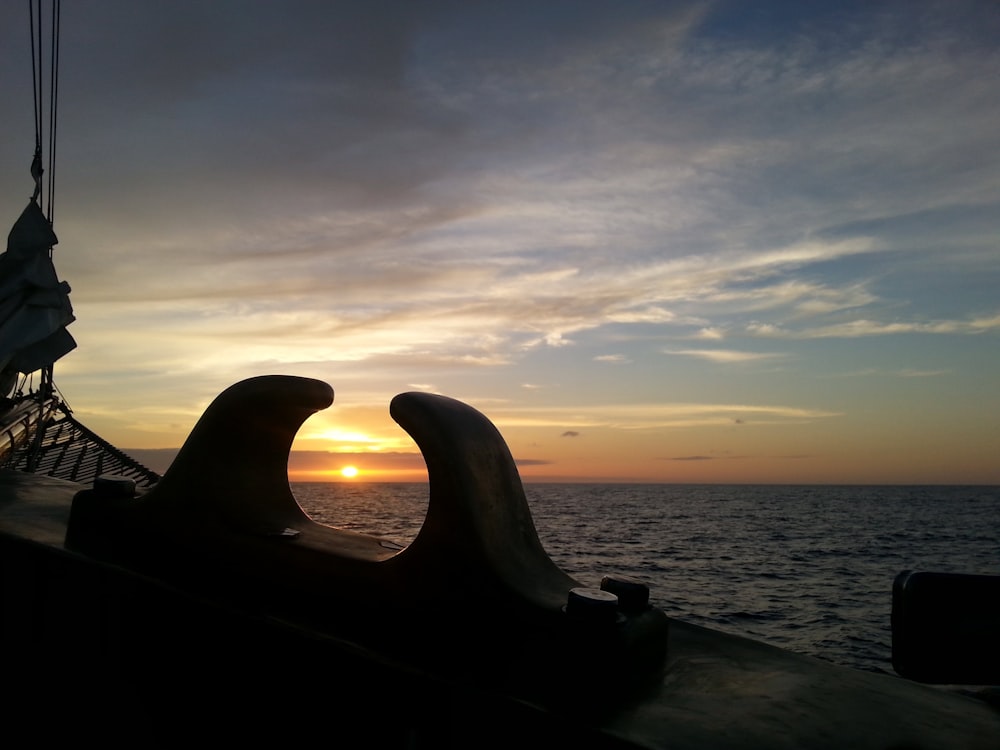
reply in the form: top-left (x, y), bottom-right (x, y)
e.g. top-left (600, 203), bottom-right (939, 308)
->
top-left (0, 199), bottom-right (75, 376)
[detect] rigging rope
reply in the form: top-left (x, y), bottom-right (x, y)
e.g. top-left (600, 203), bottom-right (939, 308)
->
top-left (47, 0), bottom-right (60, 224)
top-left (28, 1), bottom-right (42, 203)
top-left (28, 0), bottom-right (61, 224)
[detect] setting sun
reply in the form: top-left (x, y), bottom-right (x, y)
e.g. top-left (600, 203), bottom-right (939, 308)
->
top-left (340, 466), bottom-right (359, 479)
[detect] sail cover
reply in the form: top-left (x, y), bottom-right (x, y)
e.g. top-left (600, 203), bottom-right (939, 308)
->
top-left (0, 200), bottom-right (76, 375)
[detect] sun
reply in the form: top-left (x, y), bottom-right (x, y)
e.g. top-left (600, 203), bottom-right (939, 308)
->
top-left (340, 465), bottom-right (359, 479)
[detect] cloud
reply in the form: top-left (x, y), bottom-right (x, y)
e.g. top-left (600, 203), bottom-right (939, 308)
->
top-left (896, 369), bottom-right (950, 378)
top-left (747, 314), bottom-right (1000, 339)
top-left (824, 368), bottom-right (951, 379)
top-left (561, 430), bottom-right (580, 438)
top-left (491, 402), bottom-right (840, 430)
top-left (665, 452), bottom-right (810, 462)
top-left (513, 458), bottom-right (553, 467)
top-left (696, 327), bottom-right (725, 340)
top-left (664, 349), bottom-right (785, 363)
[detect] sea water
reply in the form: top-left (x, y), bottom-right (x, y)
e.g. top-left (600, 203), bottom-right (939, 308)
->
top-left (291, 482), bottom-right (1000, 674)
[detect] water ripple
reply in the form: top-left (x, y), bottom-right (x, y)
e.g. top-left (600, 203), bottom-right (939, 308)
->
top-left (292, 482), bottom-right (1000, 673)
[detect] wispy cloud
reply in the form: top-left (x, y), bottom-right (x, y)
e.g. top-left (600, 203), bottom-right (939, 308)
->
top-left (747, 314), bottom-right (1000, 339)
top-left (825, 368), bottom-right (951, 379)
top-left (664, 349), bottom-right (785, 363)
top-left (664, 452), bottom-right (810, 462)
top-left (491, 402), bottom-right (840, 430)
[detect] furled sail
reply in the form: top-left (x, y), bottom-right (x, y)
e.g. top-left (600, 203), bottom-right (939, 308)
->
top-left (0, 199), bottom-right (76, 377)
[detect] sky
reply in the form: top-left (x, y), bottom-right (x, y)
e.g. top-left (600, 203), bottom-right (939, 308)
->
top-left (1, 0), bottom-right (998, 484)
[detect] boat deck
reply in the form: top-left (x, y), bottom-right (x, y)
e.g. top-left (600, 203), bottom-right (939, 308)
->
top-left (1, 470), bottom-right (997, 747)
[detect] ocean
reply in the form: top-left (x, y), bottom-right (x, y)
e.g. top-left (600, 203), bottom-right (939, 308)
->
top-left (291, 482), bottom-right (999, 675)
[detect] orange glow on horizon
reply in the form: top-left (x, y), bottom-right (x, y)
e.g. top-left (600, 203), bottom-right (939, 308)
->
top-left (287, 467), bottom-right (430, 483)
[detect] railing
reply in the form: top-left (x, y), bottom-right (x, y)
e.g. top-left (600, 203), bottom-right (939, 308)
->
top-left (0, 398), bottom-right (160, 488)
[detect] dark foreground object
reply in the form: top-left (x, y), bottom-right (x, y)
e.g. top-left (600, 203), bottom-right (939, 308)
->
top-left (893, 570), bottom-right (1000, 685)
top-left (1, 376), bottom-right (998, 747)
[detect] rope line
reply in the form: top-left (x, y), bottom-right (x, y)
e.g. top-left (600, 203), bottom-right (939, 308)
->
top-left (28, 0), bottom-right (60, 223)
top-left (47, 0), bottom-right (60, 224)
top-left (28, 1), bottom-right (41, 154)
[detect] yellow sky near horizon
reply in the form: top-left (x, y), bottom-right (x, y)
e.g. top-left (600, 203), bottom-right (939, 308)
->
top-left (121, 381), bottom-right (999, 486)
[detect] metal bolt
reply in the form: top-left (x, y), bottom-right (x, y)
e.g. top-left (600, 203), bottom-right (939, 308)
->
top-left (600, 573), bottom-right (650, 612)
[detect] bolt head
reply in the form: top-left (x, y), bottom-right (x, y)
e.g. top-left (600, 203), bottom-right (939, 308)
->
top-left (600, 573), bottom-right (650, 611)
